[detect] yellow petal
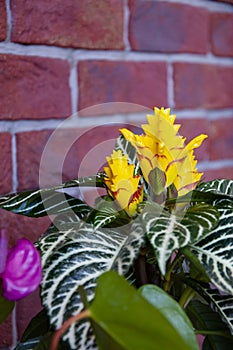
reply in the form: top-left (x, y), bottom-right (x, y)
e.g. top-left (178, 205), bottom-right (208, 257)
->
top-left (186, 134), bottom-right (208, 151)
top-left (104, 149), bottom-right (143, 215)
top-left (121, 107), bottom-right (208, 197)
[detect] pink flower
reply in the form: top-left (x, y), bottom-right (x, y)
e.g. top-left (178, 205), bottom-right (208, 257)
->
top-left (0, 230), bottom-right (42, 301)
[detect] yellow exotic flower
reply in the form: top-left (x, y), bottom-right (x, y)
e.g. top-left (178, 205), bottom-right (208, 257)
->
top-left (120, 107), bottom-right (207, 197)
top-left (104, 150), bottom-right (143, 216)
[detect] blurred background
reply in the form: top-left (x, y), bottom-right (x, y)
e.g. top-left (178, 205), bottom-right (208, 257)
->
top-left (0, 0), bottom-right (232, 348)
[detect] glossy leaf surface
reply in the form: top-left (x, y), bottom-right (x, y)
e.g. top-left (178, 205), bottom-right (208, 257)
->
top-left (90, 271), bottom-right (192, 350)
top-left (139, 284), bottom-right (199, 350)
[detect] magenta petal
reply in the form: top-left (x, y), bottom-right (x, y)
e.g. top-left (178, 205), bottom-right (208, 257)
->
top-left (0, 229), bottom-right (8, 275)
top-left (2, 239), bottom-right (42, 301)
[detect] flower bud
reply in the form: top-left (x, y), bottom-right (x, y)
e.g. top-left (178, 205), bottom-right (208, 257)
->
top-left (1, 239), bottom-right (42, 301)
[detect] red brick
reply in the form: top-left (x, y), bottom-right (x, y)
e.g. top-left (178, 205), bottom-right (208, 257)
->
top-left (209, 118), bottom-right (233, 160)
top-left (202, 167), bottom-right (233, 182)
top-left (16, 125), bottom-right (127, 191)
top-left (0, 55), bottom-right (71, 120)
top-left (176, 118), bottom-right (210, 161)
top-left (129, 0), bottom-right (209, 53)
top-left (0, 209), bottom-right (50, 245)
top-left (0, 133), bottom-right (12, 194)
top-left (174, 63), bottom-right (233, 109)
top-left (17, 130), bottom-right (52, 191)
top-left (211, 13), bottom-right (233, 57)
top-left (0, 312), bottom-right (12, 348)
top-left (78, 61), bottom-right (167, 114)
top-left (70, 124), bottom-right (129, 178)
top-left (0, 0), bottom-right (7, 41)
top-left (11, 0), bottom-right (124, 49)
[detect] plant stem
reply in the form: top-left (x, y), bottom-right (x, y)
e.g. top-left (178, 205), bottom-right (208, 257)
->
top-left (134, 253), bottom-right (149, 287)
top-left (50, 309), bottom-right (90, 350)
top-left (195, 329), bottom-right (232, 339)
top-left (179, 287), bottom-right (195, 308)
top-left (163, 252), bottom-right (181, 292)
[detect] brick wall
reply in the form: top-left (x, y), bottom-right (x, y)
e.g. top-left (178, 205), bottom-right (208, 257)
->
top-left (0, 0), bottom-right (232, 347)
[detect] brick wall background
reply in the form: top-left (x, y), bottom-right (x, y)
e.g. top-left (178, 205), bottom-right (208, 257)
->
top-left (0, 0), bottom-right (232, 348)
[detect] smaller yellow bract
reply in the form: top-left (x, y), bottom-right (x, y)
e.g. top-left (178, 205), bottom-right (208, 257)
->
top-left (104, 150), bottom-right (143, 216)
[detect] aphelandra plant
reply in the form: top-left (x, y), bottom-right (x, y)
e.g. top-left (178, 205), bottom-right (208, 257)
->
top-left (0, 107), bottom-right (232, 350)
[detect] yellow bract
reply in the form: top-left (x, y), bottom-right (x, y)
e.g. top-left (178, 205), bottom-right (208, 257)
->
top-left (104, 150), bottom-right (143, 216)
top-left (120, 107), bottom-right (207, 196)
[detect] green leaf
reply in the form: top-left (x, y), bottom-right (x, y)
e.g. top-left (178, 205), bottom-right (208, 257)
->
top-left (141, 203), bottom-right (219, 275)
top-left (0, 284), bottom-right (15, 324)
top-left (166, 179), bottom-right (233, 207)
top-left (90, 271), bottom-right (191, 350)
top-left (38, 221), bottom-right (145, 349)
top-left (115, 134), bottom-right (139, 174)
top-left (190, 204), bottom-right (233, 294)
top-left (139, 284), bottom-right (199, 350)
top-left (21, 309), bottom-right (50, 342)
top-left (184, 279), bottom-right (233, 335)
top-left (87, 198), bottom-right (130, 229)
top-left (188, 300), bottom-right (233, 350)
top-left (93, 208), bottom-right (129, 229)
top-left (34, 332), bottom-right (70, 350)
top-left (0, 190), bottom-right (91, 218)
top-left (198, 179), bottom-right (233, 197)
top-left (14, 337), bottom-right (41, 350)
top-left (184, 203), bottom-right (219, 230)
top-left (148, 167), bottom-right (166, 196)
top-left (15, 333), bottom-right (70, 350)
top-left (0, 174), bottom-right (105, 217)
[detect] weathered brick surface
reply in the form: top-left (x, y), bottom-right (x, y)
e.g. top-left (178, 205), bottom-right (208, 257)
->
top-left (129, 0), bottom-right (209, 53)
top-left (203, 167), bottom-right (233, 181)
top-left (176, 118), bottom-right (210, 161)
top-left (0, 55), bottom-right (71, 120)
top-left (211, 13), bottom-right (233, 57)
top-left (0, 133), bottom-right (12, 195)
top-left (16, 125), bottom-right (127, 191)
top-left (174, 63), bottom-right (233, 109)
top-left (0, 0), bottom-right (6, 41)
top-left (209, 118), bottom-right (233, 160)
top-left (78, 61), bottom-right (167, 113)
top-left (11, 0), bottom-right (124, 49)
top-left (16, 130), bottom-right (53, 191)
top-left (0, 209), bottom-right (50, 245)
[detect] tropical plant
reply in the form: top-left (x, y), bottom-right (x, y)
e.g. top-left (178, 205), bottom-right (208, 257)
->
top-left (0, 107), bottom-right (232, 350)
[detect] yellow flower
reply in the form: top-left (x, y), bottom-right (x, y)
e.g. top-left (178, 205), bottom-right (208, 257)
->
top-left (104, 150), bottom-right (143, 216)
top-left (120, 107), bottom-right (207, 197)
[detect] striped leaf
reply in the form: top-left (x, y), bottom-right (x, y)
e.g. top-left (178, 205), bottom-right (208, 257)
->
top-left (14, 338), bottom-right (41, 350)
top-left (141, 203), bottom-right (219, 275)
top-left (0, 175), bottom-right (105, 217)
top-left (185, 279), bottom-right (233, 335)
top-left (198, 179), bottom-right (233, 197)
top-left (0, 191), bottom-right (90, 218)
top-left (115, 134), bottom-right (140, 175)
top-left (187, 300), bottom-right (233, 349)
top-left (38, 221), bottom-right (144, 349)
top-left (200, 288), bottom-right (233, 335)
top-left (190, 203), bottom-right (233, 295)
top-left (166, 179), bottom-right (233, 207)
top-left (93, 208), bottom-right (129, 229)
